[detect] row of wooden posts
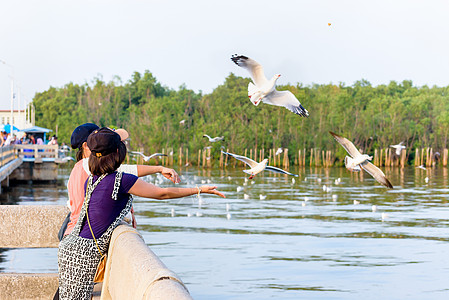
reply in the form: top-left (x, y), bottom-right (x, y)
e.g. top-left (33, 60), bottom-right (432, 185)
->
top-left (130, 147), bottom-right (449, 169)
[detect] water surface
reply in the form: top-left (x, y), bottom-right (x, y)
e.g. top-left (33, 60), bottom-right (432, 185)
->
top-left (1, 165), bottom-right (448, 299)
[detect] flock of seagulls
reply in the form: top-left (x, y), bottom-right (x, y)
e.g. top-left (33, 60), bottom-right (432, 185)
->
top-left (135, 53), bottom-right (436, 222)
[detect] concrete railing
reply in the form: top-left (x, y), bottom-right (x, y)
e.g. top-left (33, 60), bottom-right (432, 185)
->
top-left (101, 225), bottom-right (193, 300)
top-left (0, 205), bottom-right (67, 300)
top-left (0, 205), bottom-right (193, 300)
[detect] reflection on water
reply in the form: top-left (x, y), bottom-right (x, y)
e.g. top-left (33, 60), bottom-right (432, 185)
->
top-left (1, 165), bottom-right (449, 299)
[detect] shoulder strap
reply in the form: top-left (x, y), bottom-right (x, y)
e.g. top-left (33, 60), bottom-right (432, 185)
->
top-left (85, 173), bottom-right (107, 256)
top-left (111, 171), bottom-right (123, 200)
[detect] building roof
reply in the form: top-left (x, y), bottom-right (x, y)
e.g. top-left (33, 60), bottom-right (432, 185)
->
top-left (21, 126), bottom-right (52, 133)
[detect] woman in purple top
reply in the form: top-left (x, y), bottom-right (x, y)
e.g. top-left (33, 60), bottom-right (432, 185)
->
top-left (57, 128), bottom-right (225, 300)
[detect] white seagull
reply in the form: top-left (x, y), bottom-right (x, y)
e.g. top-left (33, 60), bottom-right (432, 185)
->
top-left (130, 151), bottom-right (167, 162)
top-left (329, 132), bottom-right (393, 189)
top-left (390, 142), bottom-right (406, 156)
top-left (231, 54), bottom-right (309, 117)
top-left (221, 150), bottom-right (298, 179)
top-left (275, 147), bottom-right (283, 156)
top-left (203, 134), bottom-right (225, 142)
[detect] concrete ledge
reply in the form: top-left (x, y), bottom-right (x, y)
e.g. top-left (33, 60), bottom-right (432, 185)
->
top-left (101, 225), bottom-right (193, 300)
top-left (0, 273), bottom-right (58, 300)
top-left (0, 205), bottom-right (69, 248)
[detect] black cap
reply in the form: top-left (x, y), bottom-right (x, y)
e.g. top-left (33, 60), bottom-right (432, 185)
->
top-left (87, 127), bottom-right (121, 157)
top-left (70, 123), bottom-right (99, 149)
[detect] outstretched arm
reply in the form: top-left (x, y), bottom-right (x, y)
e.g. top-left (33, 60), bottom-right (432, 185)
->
top-left (136, 165), bottom-right (181, 183)
top-left (128, 178), bottom-right (225, 200)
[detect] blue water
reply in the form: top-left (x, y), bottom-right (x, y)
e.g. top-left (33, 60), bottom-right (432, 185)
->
top-left (1, 166), bottom-right (449, 299)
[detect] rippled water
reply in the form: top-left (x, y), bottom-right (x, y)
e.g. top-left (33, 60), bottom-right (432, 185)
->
top-left (1, 165), bottom-right (449, 299)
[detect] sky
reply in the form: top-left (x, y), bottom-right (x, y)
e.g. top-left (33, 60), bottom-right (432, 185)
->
top-left (1, 0), bottom-right (449, 110)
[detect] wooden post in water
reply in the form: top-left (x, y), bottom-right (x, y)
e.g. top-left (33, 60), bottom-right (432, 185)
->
top-left (321, 150), bottom-right (325, 167)
top-left (400, 149), bottom-right (407, 168)
top-left (443, 149), bottom-right (448, 167)
top-left (249, 149), bottom-right (253, 161)
top-left (374, 149), bottom-right (379, 166)
top-left (310, 148), bottom-right (314, 167)
top-left (414, 149), bottom-right (420, 166)
top-left (202, 149), bottom-right (207, 168)
top-left (225, 148), bottom-right (229, 167)
top-left (244, 149), bottom-right (248, 167)
top-left (298, 150), bottom-right (301, 167)
top-left (268, 149), bottom-right (272, 166)
top-left (219, 151), bottom-right (223, 168)
top-left (303, 148), bottom-right (306, 166)
top-left (197, 149), bottom-right (201, 167)
top-left (426, 148), bottom-right (431, 167)
top-left (162, 149), bottom-right (165, 165)
top-left (283, 149), bottom-right (289, 170)
top-left (420, 148), bottom-right (425, 167)
top-left (186, 148), bottom-right (189, 166)
top-left (207, 147), bottom-right (212, 168)
top-left (315, 149), bottom-right (321, 167)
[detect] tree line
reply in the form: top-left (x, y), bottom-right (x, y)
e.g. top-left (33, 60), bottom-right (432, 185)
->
top-left (32, 70), bottom-right (449, 165)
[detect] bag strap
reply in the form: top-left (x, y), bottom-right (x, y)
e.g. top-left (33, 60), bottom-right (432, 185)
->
top-left (84, 173), bottom-right (107, 256)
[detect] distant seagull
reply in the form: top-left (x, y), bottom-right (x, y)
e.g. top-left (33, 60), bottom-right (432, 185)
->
top-left (390, 142), bottom-right (406, 156)
top-left (259, 194), bottom-right (267, 200)
top-left (203, 134), bottom-right (225, 142)
top-left (222, 150), bottom-right (298, 179)
top-left (179, 119), bottom-right (186, 125)
top-left (244, 194), bottom-right (250, 200)
top-left (416, 165), bottom-right (426, 170)
top-left (275, 147), bottom-right (283, 156)
top-left (231, 54), bottom-right (309, 117)
top-left (130, 151), bottom-right (167, 162)
top-left (330, 131), bottom-right (393, 189)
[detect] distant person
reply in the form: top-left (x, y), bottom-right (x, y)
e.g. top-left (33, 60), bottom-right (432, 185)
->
top-left (36, 137), bottom-right (44, 145)
top-left (4, 133), bottom-right (12, 146)
top-left (48, 135), bottom-right (58, 145)
top-left (57, 127), bottom-right (224, 299)
top-left (29, 135), bottom-right (36, 144)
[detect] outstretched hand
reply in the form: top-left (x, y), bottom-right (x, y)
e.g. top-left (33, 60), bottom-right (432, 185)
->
top-left (200, 185), bottom-right (226, 198)
top-left (161, 167), bottom-right (181, 184)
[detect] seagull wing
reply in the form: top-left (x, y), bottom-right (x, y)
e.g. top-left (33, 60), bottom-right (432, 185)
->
top-left (360, 162), bottom-right (393, 189)
top-left (263, 90), bottom-right (309, 117)
top-left (265, 166), bottom-right (299, 177)
top-left (148, 153), bottom-right (168, 159)
top-left (221, 150), bottom-right (258, 168)
top-left (231, 55), bottom-right (268, 86)
top-left (329, 131), bottom-right (362, 158)
top-left (130, 151), bottom-right (145, 158)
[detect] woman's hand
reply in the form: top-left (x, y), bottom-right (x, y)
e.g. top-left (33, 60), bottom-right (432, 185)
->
top-left (199, 186), bottom-right (226, 198)
top-left (161, 167), bottom-right (181, 184)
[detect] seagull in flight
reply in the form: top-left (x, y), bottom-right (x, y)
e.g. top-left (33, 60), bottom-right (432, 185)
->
top-left (390, 142), bottom-right (406, 156)
top-left (203, 134), bottom-right (225, 142)
top-left (275, 147), bottom-right (283, 156)
top-left (221, 150), bottom-right (298, 179)
top-left (231, 54), bottom-right (309, 117)
top-left (130, 151), bottom-right (167, 162)
top-left (329, 132), bottom-right (393, 189)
